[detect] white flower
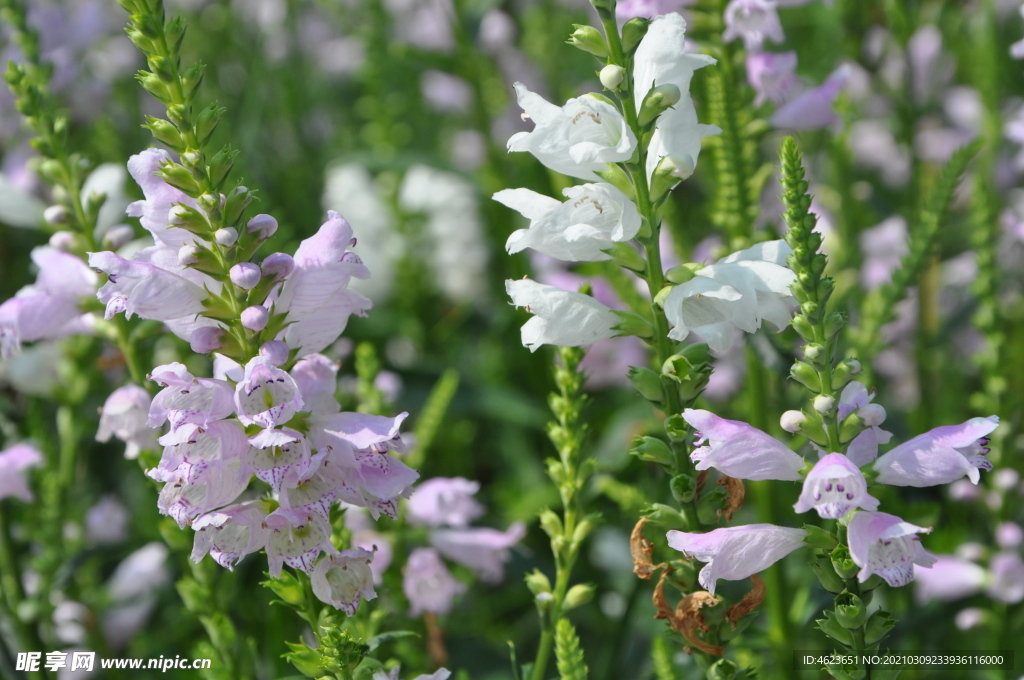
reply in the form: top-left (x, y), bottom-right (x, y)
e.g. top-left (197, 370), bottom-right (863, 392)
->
top-left (633, 13), bottom-right (720, 184)
top-left (663, 240), bottom-right (795, 352)
top-left (508, 83), bottom-right (637, 181)
top-left (494, 182), bottom-right (641, 261)
top-left (506, 279), bottom-right (620, 351)
top-left (398, 165), bottom-right (489, 303)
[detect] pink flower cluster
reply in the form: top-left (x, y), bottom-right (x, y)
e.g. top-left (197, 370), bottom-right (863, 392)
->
top-left (668, 382), bottom-right (999, 593)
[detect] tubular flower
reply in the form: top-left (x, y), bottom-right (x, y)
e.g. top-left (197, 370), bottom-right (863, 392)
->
top-left (683, 408), bottom-right (805, 481)
top-left (847, 511), bottom-right (937, 587)
top-left (633, 12), bottom-right (720, 184)
top-left (0, 443), bottom-right (44, 502)
top-left (793, 453), bottom-right (879, 519)
top-left (837, 381), bottom-right (892, 465)
top-left (873, 416), bottom-right (999, 486)
top-left (506, 279), bottom-right (620, 351)
top-left (403, 547), bottom-right (467, 616)
top-left (495, 183), bottom-right (641, 262)
top-left (507, 83), bottom-right (637, 181)
top-left (311, 549), bottom-right (378, 615)
top-left (430, 522), bottom-right (527, 584)
top-left (663, 241), bottom-right (796, 352)
top-left (666, 524), bottom-right (808, 595)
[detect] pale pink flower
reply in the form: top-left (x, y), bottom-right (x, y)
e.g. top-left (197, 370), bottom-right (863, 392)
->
top-left (667, 524), bottom-right (807, 595)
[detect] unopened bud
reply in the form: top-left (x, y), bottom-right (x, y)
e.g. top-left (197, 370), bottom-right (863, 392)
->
top-left (780, 410), bottom-right (806, 433)
top-left (621, 17), bottom-right (650, 55)
top-left (229, 262), bottom-right (262, 290)
top-left (627, 367), bottom-right (664, 404)
top-left (567, 25), bottom-right (608, 58)
top-left (240, 305), bottom-right (269, 331)
top-left (813, 395), bottom-right (834, 413)
top-left (638, 84), bottom-right (681, 127)
top-left (214, 227), bottom-right (238, 246)
top-left (649, 154), bottom-right (695, 202)
top-left (563, 583), bottom-right (595, 611)
top-left (44, 205), bottom-right (69, 225)
top-left (178, 244), bottom-right (201, 266)
top-left (259, 340), bottom-right (290, 366)
top-left (48, 231), bottom-right (76, 251)
top-left (103, 224), bottom-right (135, 250)
top-left (525, 570), bottom-right (552, 596)
top-left (189, 326), bottom-right (224, 354)
top-left (599, 64), bottom-right (625, 90)
top-left (261, 252), bottom-right (294, 281)
top-left (630, 436), bottom-right (673, 465)
top-left (247, 213), bottom-right (278, 239)
top-left (803, 343), bottom-right (823, 360)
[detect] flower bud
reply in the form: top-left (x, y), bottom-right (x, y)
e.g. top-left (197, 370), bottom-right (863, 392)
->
top-left (813, 394), bottom-right (834, 413)
top-left (621, 17), bottom-right (650, 55)
top-left (638, 84), bottom-right (681, 127)
top-left (214, 227), bottom-right (238, 246)
top-left (810, 556), bottom-right (845, 594)
top-left (604, 242), bottom-right (646, 273)
top-left (102, 224), bottom-right (135, 250)
top-left (44, 205), bottom-right (69, 225)
top-left (247, 213), bottom-right (278, 239)
top-left (789, 361), bottom-right (821, 392)
top-left (817, 610), bottom-right (854, 646)
top-left (259, 340), bottom-right (290, 366)
top-left (780, 410), bottom-right (806, 433)
top-left (670, 473), bottom-right (696, 504)
top-left (178, 244), bottom-right (201, 266)
top-left (48, 230), bottom-right (76, 251)
top-left (830, 545), bottom-right (859, 580)
top-left (791, 314), bottom-right (815, 341)
top-left (803, 343), bottom-right (823, 360)
top-left (567, 25), bottom-right (608, 58)
top-left (168, 204), bottom-right (209, 233)
top-left (563, 583), bottom-right (595, 611)
top-left (229, 262), bottom-right (262, 290)
top-left (539, 509), bottom-right (563, 539)
top-left (189, 326), bottom-right (224, 354)
top-left (599, 64), bottom-right (625, 91)
top-left (649, 154), bottom-right (695, 202)
top-left (831, 359), bottom-right (860, 389)
top-left (835, 591), bottom-right (867, 629)
top-left (627, 367), bottom-right (664, 403)
top-left (240, 305), bottom-right (269, 331)
top-left (525, 570), bottom-right (552, 596)
top-left (838, 413), bottom-right (864, 443)
top-left (665, 262), bottom-right (700, 284)
top-left (630, 435), bottom-right (673, 465)
top-left (261, 252), bottom-right (294, 281)
top-left (864, 610), bottom-right (896, 645)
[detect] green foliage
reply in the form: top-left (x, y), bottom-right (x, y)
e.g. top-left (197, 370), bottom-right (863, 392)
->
top-left (554, 618), bottom-right (589, 680)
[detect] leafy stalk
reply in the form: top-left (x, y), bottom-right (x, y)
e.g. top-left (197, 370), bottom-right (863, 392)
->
top-left (529, 346), bottom-right (597, 680)
top-left (850, 141), bottom-right (980, 374)
top-left (781, 138), bottom-right (896, 680)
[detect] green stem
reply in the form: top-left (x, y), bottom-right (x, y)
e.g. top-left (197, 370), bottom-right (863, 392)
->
top-left (0, 507), bottom-right (50, 680)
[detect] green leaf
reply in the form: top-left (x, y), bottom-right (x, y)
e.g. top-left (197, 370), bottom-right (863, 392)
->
top-left (366, 630), bottom-right (420, 652)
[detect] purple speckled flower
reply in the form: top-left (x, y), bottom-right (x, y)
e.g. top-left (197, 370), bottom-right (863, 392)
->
top-left (245, 428), bottom-right (311, 493)
top-left (311, 548), bottom-right (377, 615)
top-left (234, 356), bottom-right (305, 429)
top-left (148, 363), bottom-right (235, 431)
top-left (794, 453), bottom-right (879, 519)
top-left (403, 547), bottom-right (466, 616)
top-left (191, 502), bottom-right (270, 570)
top-left (873, 417), bottom-right (1000, 486)
top-left (847, 511), bottom-right (936, 587)
top-left (264, 508), bottom-right (339, 577)
top-left (96, 384), bottom-right (158, 459)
